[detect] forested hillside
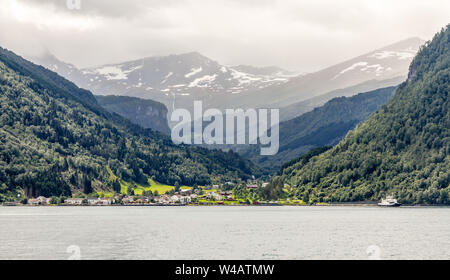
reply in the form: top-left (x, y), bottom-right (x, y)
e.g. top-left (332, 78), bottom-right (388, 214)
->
top-left (275, 26), bottom-right (449, 205)
top-left (0, 47), bottom-right (257, 202)
top-left (240, 86), bottom-right (396, 172)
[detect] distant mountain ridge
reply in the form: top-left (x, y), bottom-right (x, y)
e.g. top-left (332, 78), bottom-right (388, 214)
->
top-left (29, 38), bottom-right (422, 123)
top-left (280, 76), bottom-right (405, 121)
top-left (238, 86), bottom-right (397, 172)
top-left (277, 26), bottom-right (450, 205)
top-left (30, 52), bottom-right (295, 115)
top-left (231, 37), bottom-right (425, 113)
top-left (230, 65), bottom-right (298, 77)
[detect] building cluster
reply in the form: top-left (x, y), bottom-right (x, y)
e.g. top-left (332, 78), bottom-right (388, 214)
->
top-left (24, 181), bottom-right (271, 206)
top-left (28, 197), bottom-right (114, 206)
top-left (27, 196), bottom-right (51, 206)
top-left (207, 191), bottom-right (233, 201)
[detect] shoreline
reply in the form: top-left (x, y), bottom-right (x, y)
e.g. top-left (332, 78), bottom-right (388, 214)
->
top-left (1, 203), bottom-right (449, 208)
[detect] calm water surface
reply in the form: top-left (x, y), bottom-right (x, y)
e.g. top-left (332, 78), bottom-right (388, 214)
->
top-left (0, 206), bottom-right (449, 260)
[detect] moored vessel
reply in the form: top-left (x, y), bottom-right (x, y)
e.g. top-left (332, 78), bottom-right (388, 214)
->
top-left (378, 196), bottom-right (401, 207)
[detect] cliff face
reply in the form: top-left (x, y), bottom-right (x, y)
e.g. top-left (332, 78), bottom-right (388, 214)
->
top-left (95, 95), bottom-right (170, 135)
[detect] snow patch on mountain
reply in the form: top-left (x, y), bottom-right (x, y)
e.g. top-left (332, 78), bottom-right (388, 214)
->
top-left (340, 62), bottom-right (369, 75)
top-left (185, 67), bottom-right (203, 78)
top-left (369, 50), bottom-right (415, 60)
top-left (229, 68), bottom-right (263, 86)
top-left (332, 61), bottom-right (395, 80)
top-left (94, 66), bottom-right (127, 80)
top-left (161, 72), bottom-right (173, 84)
top-left (188, 74), bottom-right (218, 88)
top-left (85, 64), bottom-right (144, 81)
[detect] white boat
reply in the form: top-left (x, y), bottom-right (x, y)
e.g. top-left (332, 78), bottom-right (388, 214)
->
top-left (378, 195), bottom-right (401, 207)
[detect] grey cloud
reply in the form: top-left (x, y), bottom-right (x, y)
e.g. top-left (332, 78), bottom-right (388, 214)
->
top-left (2, 0), bottom-right (450, 72)
top-left (16, 0), bottom-right (179, 18)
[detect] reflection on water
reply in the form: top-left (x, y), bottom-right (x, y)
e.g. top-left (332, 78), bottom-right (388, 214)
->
top-left (0, 206), bottom-right (449, 260)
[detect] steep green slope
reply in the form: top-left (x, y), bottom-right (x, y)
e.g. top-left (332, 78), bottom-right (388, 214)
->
top-left (95, 95), bottom-right (170, 135)
top-left (278, 26), bottom-right (450, 205)
top-left (240, 86), bottom-right (396, 172)
top-left (0, 47), bottom-right (257, 202)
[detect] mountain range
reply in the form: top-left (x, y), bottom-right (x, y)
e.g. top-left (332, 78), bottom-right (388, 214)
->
top-left (31, 52), bottom-right (296, 115)
top-left (231, 37), bottom-right (424, 111)
top-left (28, 38), bottom-right (425, 176)
top-left (272, 26), bottom-right (449, 205)
top-left (30, 38), bottom-right (424, 123)
top-left (238, 86), bottom-right (397, 172)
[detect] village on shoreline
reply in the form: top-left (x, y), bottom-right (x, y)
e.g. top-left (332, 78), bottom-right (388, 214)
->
top-left (3, 179), bottom-right (375, 207)
top-left (3, 182), bottom-right (322, 207)
top-left (3, 180), bottom-right (433, 208)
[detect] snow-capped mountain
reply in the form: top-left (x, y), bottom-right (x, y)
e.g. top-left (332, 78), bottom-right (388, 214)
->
top-left (31, 52), bottom-right (295, 114)
top-left (30, 37), bottom-right (424, 122)
top-left (80, 52), bottom-right (294, 96)
top-left (231, 37), bottom-right (426, 113)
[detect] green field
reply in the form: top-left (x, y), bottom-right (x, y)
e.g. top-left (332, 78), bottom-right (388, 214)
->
top-left (106, 166), bottom-right (175, 195)
top-left (120, 179), bottom-right (175, 195)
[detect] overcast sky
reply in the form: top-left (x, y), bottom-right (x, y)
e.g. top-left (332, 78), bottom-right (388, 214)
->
top-left (0, 0), bottom-right (449, 72)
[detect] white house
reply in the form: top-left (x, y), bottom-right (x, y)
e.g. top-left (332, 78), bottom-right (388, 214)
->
top-left (122, 196), bottom-right (134, 204)
top-left (65, 198), bottom-right (84, 205)
top-left (28, 198), bottom-right (40, 206)
top-left (98, 198), bottom-right (112, 205)
top-left (158, 195), bottom-right (171, 204)
top-left (87, 197), bottom-right (112, 206)
top-left (37, 196), bottom-right (50, 205)
top-left (179, 196), bottom-right (191, 204)
top-left (208, 192), bottom-right (223, 201)
top-left (180, 189), bottom-right (193, 196)
top-left (28, 196), bottom-right (50, 205)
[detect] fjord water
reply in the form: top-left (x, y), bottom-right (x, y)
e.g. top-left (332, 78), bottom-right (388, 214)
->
top-left (1, 206), bottom-right (449, 260)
